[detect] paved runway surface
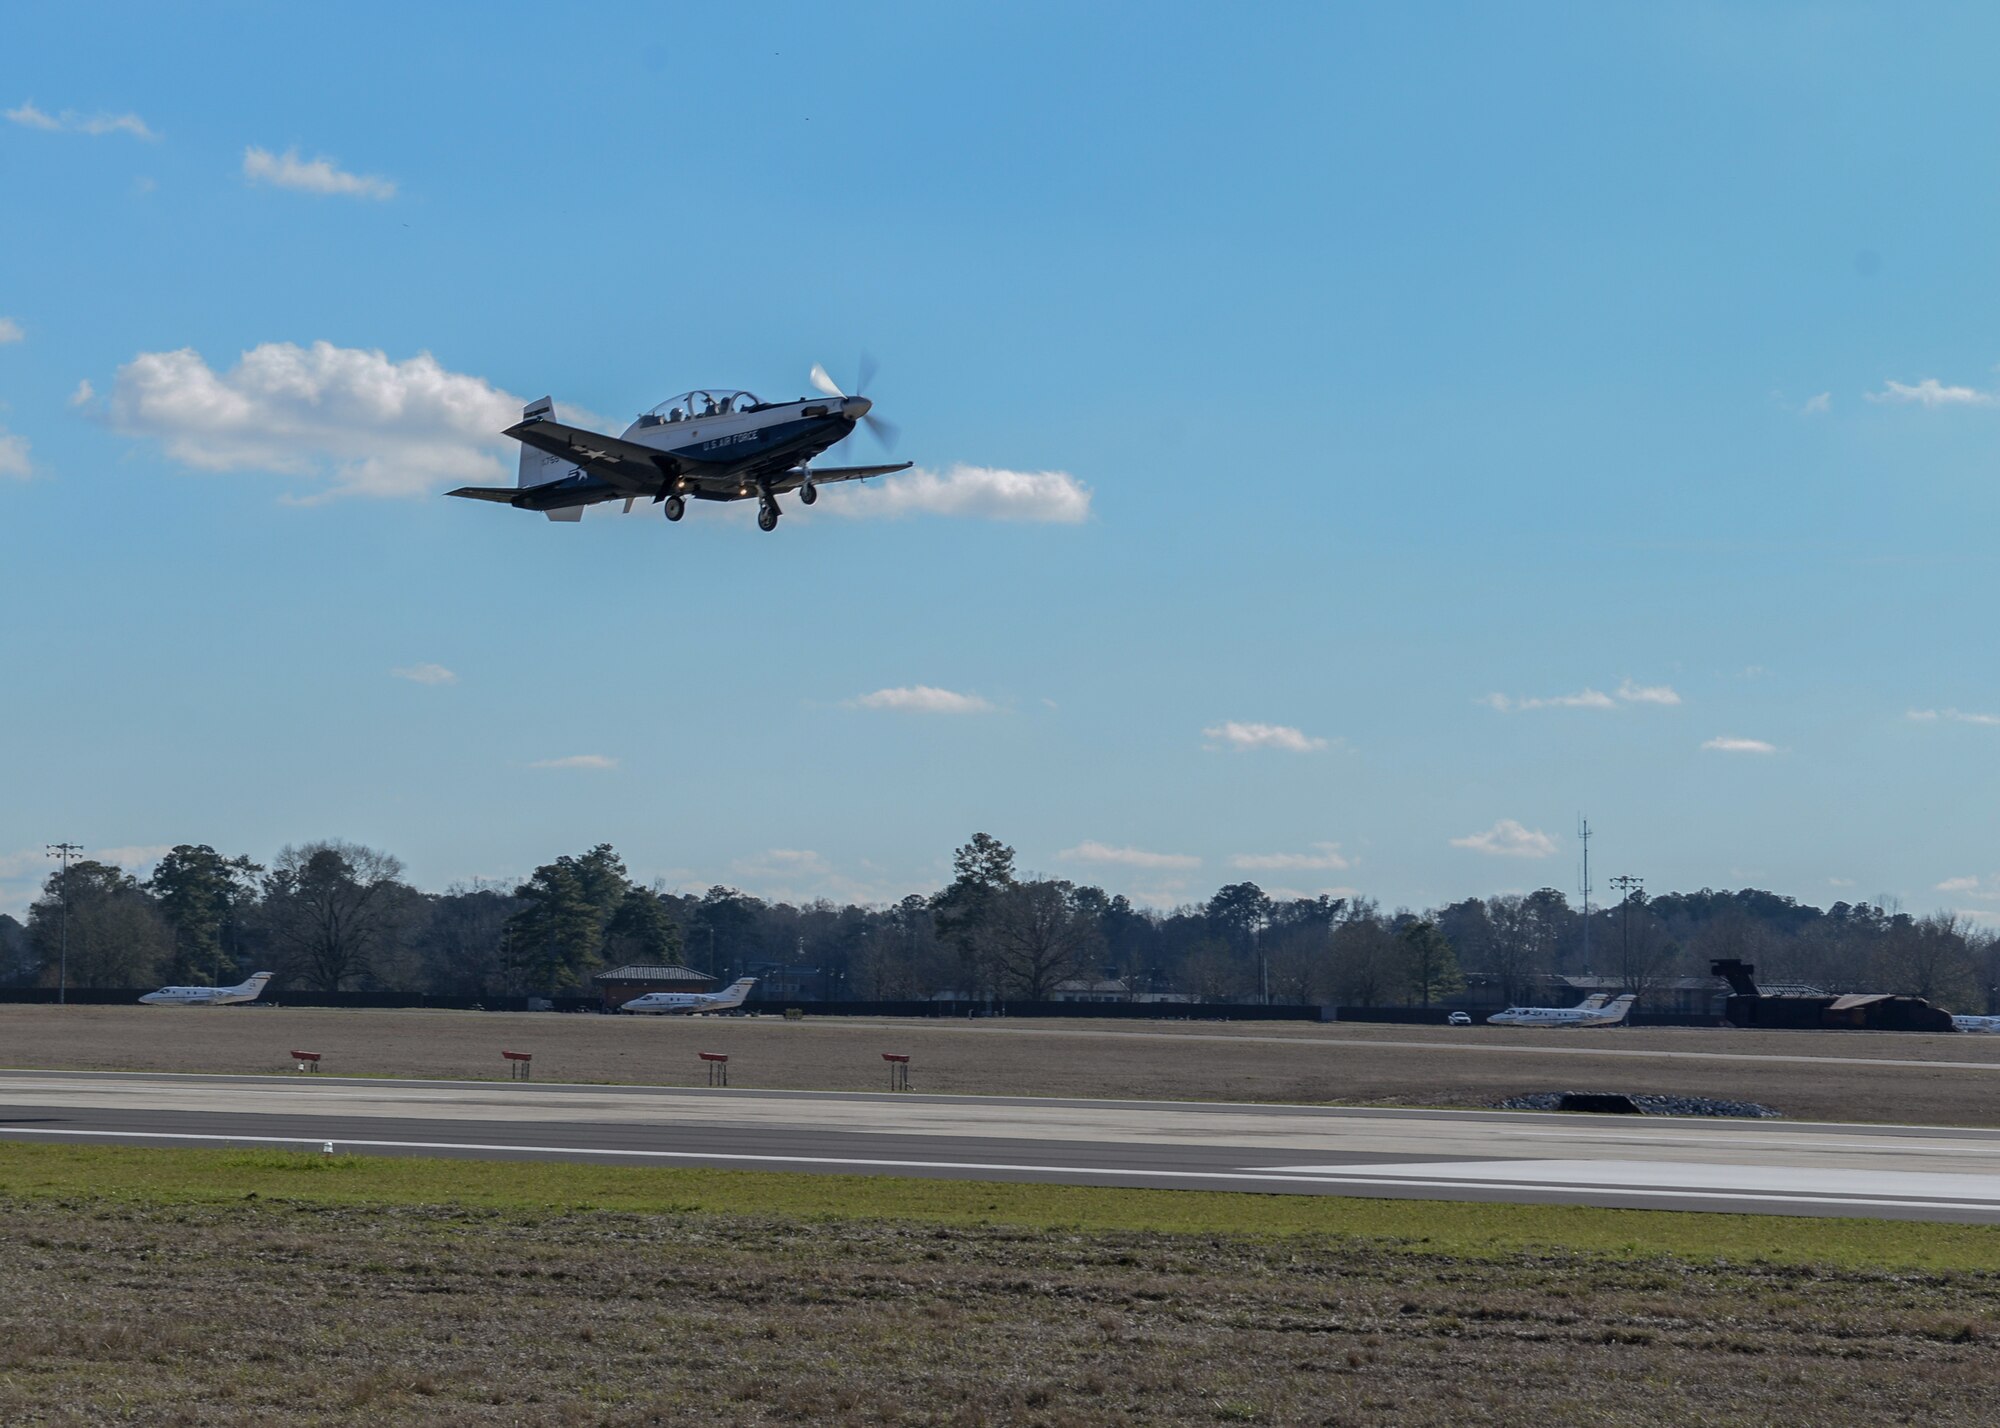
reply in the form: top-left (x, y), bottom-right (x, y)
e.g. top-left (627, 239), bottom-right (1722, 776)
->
top-left (5, 1069), bottom-right (2000, 1222)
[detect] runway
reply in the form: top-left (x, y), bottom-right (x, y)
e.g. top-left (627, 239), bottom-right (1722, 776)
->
top-left (5, 1069), bottom-right (2000, 1222)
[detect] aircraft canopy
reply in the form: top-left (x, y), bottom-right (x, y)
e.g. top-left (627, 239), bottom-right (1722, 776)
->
top-left (636, 390), bottom-right (765, 425)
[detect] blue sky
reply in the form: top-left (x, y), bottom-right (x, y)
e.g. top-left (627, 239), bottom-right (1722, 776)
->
top-left (5, 3), bottom-right (2000, 919)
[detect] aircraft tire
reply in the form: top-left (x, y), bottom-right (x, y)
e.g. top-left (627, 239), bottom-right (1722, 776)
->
top-left (801, 482), bottom-right (818, 506)
top-left (663, 495), bottom-right (685, 522)
top-left (757, 503), bottom-right (779, 532)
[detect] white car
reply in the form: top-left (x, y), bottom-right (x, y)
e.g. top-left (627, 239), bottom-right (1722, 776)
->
top-left (1446, 1011), bottom-right (1472, 1026)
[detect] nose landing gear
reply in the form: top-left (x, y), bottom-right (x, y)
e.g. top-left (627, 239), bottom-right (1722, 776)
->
top-left (756, 499), bottom-right (780, 532)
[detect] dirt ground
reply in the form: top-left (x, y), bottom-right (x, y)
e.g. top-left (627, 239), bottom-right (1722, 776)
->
top-left (3, 1196), bottom-right (1997, 1426)
top-left (6, 1006), bottom-right (2000, 1126)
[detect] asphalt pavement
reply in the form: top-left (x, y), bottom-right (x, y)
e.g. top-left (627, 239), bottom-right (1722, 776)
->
top-left (4, 1069), bottom-right (2000, 1222)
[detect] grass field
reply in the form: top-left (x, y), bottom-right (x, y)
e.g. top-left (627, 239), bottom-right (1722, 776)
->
top-left (6, 1004), bottom-right (2000, 1127)
top-left (3, 1145), bottom-right (1999, 1425)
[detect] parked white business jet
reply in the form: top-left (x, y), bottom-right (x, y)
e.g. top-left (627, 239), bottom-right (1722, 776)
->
top-left (1952, 1014), bottom-right (2000, 1033)
top-left (1488, 993), bottom-right (1636, 1027)
top-left (138, 972), bottom-right (276, 1007)
top-left (621, 977), bottom-right (758, 1015)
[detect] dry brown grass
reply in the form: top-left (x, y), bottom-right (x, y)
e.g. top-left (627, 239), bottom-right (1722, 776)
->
top-left (1, 1195), bottom-right (1997, 1425)
top-left (6, 1005), bottom-right (2000, 1126)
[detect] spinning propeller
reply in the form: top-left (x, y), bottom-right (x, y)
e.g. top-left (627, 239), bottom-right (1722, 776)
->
top-left (810, 357), bottom-right (900, 451)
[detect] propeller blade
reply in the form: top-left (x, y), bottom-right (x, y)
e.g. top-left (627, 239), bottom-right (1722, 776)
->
top-left (856, 352), bottom-right (878, 397)
top-left (864, 413), bottom-right (900, 451)
top-left (809, 363), bottom-right (845, 399)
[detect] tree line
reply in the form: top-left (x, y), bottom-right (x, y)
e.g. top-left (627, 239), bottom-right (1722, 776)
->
top-left (4, 835), bottom-right (1994, 1012)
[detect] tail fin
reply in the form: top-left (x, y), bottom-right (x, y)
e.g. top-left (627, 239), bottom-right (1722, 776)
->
top-left (233, 971), bottom-right (275, 997)
top-left (1603, 993), bottom-right (1637, 1022)
top-left (517, 397), bottom-right (563, 489)
top-left (1575, 992), bottom-right (1610, 1012)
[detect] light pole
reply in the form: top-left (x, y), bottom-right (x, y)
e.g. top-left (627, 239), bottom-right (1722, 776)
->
top-left (46, 844), bottom-right (82, 1005)
top-left (1610, 874), bottom-right (1643, 992)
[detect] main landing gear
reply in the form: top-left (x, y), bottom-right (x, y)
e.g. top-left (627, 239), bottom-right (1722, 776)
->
top-left (800, 480), bottom-right (818, 506)
top-left (663, 494), bottom-right (685, 522)
top-left (757, 498), bottom-right (780, 532)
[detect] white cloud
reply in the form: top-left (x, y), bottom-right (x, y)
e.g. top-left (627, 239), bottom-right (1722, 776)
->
top-left (1481, 680), bottom-right (1680, 713)
top-left (391, 663), bottom-right (457, 686)
top-left (846, 685), bottom-right (994, 715)
top-left (1450, 820), bottom-right (1558, 859)
top-left (1059, 841), bottom-right (1201, 871)
top-left (729, 849), bottom-right (835, 884)
top-left (69, 379), bottom-right (94, 408)
top-left (1229, 843), bottom-right (1350, 872)
top-left (1908, 707), bottom-right (2000, 727)
top-left (1802, 392), bottom-right (1831, 415)
top-left (0, 843), bottom-right (176, 915)
top-left (529, 754), bottom-right (616, 770)
top-left (0, 427), bottom-right (30, 479)
top-left (1124, 884), bottom-right (1195, 909)
top-left (1479, 688), bottom-right (1617, 713)
top-left (1615, 678), bottom-right (1682, 706)
top-left (5, 101), bottom-right (156, 140)
top-left (1935, 874), bottom-right (2000, 906)
top-left (1202, 721), bottom-right (1330, 753)
top-left (826, 464), bottom-right (1091, 522)
top-left (1701, 736), bottom-right (1778, 754)
top-left (243, 146), bottom-right (395, 200)
top-left (107, 341), bottom-right (520, 500)
top-left (1260, 885), bottom-right (1362, 903)
top-left (0, 317), bottom-right (22, 344)
top-left (1868, 377), bottom-right (1995, 409)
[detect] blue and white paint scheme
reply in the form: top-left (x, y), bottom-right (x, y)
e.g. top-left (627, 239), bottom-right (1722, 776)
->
top-left (139, 971), bottom-right (276, 1007)
top-left (448, 365), bottom-right (910, 532)
top-left (1953, 1014), bottom-right (2000, 1033)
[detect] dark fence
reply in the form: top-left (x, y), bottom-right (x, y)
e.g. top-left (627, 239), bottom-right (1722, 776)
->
top-left (0, 988), bottom-right (1723, 1026)
top-left (746, 999), bottom-right (1331, 1021)
top-left (0, 987), bottom-right (597, 1013)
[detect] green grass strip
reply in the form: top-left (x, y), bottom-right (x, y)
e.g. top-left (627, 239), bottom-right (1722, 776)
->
top-left (1, 1141), bottom-right (1996, 1273)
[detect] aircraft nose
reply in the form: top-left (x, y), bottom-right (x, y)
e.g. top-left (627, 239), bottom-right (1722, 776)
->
top-left (841, 395), bottom-right (872, 420)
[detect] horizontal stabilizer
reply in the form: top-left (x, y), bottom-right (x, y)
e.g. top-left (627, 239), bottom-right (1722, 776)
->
top-left (445, 487), bottom-right (521, 504)
top-left (810, 462), bottom-right (913, 483)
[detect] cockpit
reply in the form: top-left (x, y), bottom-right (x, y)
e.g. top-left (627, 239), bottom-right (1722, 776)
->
top-left (632, 390), bottom-right (765, 427)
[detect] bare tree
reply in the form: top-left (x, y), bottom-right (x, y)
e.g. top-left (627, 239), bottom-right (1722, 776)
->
top-left (990, 879), bottom-right (1102, 1000)
top-left (262, 841), bottom-right (410, 991)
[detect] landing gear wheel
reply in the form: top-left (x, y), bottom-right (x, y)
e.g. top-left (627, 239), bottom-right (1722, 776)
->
top-left (800, 482), bottom-right (818, 506)
top-left (757, 502), bottom-right (779, 532)
top-left (663, 495), bottom-right (685, 522)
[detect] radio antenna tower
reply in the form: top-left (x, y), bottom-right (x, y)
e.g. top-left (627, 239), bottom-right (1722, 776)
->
top-left (1577, 815), bottom-right (1593, 973)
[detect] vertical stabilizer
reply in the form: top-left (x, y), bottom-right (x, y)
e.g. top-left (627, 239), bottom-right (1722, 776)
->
top-left (518, 397), bottom-right (562, 489)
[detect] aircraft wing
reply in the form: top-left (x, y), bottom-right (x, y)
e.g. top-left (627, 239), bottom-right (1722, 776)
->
top-left (505, 417), bottom-right (687, 495)
top-left (804, 462), bottom-right (913, 485)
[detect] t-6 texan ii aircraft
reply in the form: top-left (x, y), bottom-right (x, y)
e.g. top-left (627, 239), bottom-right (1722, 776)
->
top-left (447, 363), bottom-right (910, 531)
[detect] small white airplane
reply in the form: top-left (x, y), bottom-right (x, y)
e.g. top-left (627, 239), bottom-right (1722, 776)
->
top-left (620, 977), bottom-right (758, 1015)
top-left (1952, 1014), bottom-right (2000, 1033)
top-left (138, 971), bottom-right (276, 1007)
top-left (1488, 992), bottom-right (1636, 1027)
top-left (448, 363), bottom-right (911, 532)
